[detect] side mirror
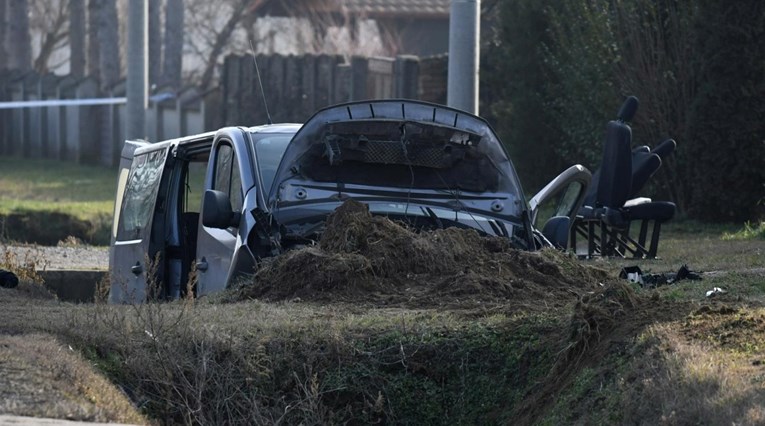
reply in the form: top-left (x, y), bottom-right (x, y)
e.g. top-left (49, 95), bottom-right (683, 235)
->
top-left (202, 189), bottom-right (241, 229)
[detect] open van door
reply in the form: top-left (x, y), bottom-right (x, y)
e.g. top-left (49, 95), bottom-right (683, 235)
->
top-left (109, 142), bottom-right (169, 303)
top-left (528, 165), bottom-right (591, 249)
top-left (195, 133), bottom-right (249, 296)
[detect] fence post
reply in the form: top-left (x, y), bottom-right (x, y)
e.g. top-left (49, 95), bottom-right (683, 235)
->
top-left (21, 74), bottom-right (38, 158)
top-left (75, 78), bottom-right (100, 163)
top-left (39, 74), bottom-right (61, 159)
top-left (284, 55), bottom-right (301, 123)
top-left (316, 55), bottom-right (336, 109)
top-left (222, 54), bottom-right (241, 126)
top-left (418, 55), bottom-right (448, 105)
top-left (333, 62), bottom-right (351, 104)
top-left (242, 54), bottom-right (261, 125)
top-left (268, 54), bottom-right (285, 123)
top-left (350, 56), bottom-right (368, 101)
top-left (395, 55), bottom-right (420, 100)
top-left (300, 55), bottom-right (317, 119)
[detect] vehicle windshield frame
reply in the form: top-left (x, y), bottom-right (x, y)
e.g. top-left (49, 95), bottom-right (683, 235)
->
top-left (251, 132), bottom-right (295, 197)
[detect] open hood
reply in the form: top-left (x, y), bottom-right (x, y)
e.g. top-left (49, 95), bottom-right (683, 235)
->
top-left (268, 100), bottom-right (527, 227)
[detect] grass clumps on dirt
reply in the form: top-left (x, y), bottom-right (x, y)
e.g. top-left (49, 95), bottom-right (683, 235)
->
top-left (0, 333), bottom-right (146, 424)
top-left (57, 300), bottom-right (566, 425)
top-left (234, 200), bottom-right (610, 308)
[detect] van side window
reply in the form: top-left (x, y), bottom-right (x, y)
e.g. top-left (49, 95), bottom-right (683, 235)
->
top-left (118, 149), bottom-right (167, 240)
top-left (214, 143), bottom-right (243, 213)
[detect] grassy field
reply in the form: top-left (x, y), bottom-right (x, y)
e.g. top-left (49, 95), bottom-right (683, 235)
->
top-left (0, 157), bottom-right (117, 245)
top-left (1, 156), bottom-right (763, 424)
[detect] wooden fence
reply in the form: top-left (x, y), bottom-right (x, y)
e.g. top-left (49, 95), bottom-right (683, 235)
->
top-left (221, 53), bottom-right (447, 126)
top-left (0, 53), bottom-right (448, 167)
top-left (0, 71), bottom-right (215, 166)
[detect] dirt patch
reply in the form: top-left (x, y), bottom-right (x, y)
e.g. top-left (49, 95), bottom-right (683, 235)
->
top-left (0, 211), bottom-right (110, 246)
top-left (232, 200), bottom-right (611, 309)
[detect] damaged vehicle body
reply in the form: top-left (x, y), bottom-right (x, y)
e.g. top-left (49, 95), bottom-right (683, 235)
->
top-left (109, 100), bottom-right (590, 303)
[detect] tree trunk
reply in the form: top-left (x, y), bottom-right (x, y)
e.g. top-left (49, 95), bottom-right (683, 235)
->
top-left (70, 0), bottom-right (87, 78)
top-left (161, 0), bottom-right (184, 90)
top-left (87, 0), bottom-right (101, 79)
top-left (148, 0), bottom-right (162, 89)
top-left (7, 0), bottom-right (32, 72)
top-left (98, 0), bottom-right (121, 90)
top-left (0, 3), bottom-right (7, 70)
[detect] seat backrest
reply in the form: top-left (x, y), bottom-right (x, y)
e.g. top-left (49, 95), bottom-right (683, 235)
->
top-left (629, 152), bottom-right (661, 199)
top-left (596, 120), bottom-right (633, 208)
top-left (651, 138), bottom-right (676, 161)
top-left (581, 96), bottom-right (640, 209)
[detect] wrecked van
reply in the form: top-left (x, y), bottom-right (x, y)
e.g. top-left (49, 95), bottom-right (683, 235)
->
top-left (109, 100), bottom-right (590, 303)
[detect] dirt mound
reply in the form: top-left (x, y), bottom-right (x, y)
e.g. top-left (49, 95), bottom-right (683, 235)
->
top-left (233, 200), bottom-right (611, 308)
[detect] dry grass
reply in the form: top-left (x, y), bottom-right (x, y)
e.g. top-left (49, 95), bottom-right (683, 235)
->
top-left (1, 220), bottom-right (764, 424)
top-left (0, 333), bottom-right (146, 424)
top-left (620, 322), bottom-right (765, 425)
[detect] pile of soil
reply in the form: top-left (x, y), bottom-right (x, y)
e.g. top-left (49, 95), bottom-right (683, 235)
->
top-left (232, 200), bottom-right (612, 309)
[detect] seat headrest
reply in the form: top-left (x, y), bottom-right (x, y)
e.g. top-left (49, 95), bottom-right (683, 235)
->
top-left (617, 96), bottom-right (639, 122)
top-left (651, 138), bottom-right (676, 160)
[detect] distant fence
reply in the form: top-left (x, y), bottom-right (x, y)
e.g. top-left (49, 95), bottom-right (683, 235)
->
top-left (221, 53), bottom-right (448, 126)
top-left (0, 53), bottom-right (449, 167)
top-left (0, 71), bottom-right (218, 166)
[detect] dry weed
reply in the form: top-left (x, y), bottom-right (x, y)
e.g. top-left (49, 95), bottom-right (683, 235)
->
top-left (621, 322), bottom-right (765, 424)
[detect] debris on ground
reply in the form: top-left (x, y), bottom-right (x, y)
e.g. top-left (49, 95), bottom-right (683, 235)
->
top-left (230, 200), bottom-right (612, 308)
top-left (0, 269), bottom-right (19, 289)
top-left (705, 287), bottom-right (728, 298)
top-left (619, 264), bottom-right (702, 288)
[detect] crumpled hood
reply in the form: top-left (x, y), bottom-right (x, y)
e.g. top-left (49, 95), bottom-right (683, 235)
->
top-left (268, 100), bottom-right (527, 223)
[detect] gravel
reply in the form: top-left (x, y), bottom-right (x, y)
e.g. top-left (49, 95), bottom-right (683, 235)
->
top-left (1, 244), bottom-right (108, 271)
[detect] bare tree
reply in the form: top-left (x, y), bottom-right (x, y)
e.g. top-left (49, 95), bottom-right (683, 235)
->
top-left (161, 0), bottom-right (183, 89)
top-left (7, 0), bottom-right (33, 71)
top-left (148, 0), bottom-right (162, 88)
top-left (30, 0), bottom-right (69, 74)
top-left (69, 0), bottom-right (86, 77)
top-left (87, 0), bottom-right (100, 79)
top-left (98, 0), bottom-right (121, 89)
top-left (185, 0), bottom-right (265, 90)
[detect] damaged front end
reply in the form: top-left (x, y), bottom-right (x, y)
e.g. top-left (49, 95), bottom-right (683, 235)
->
top-left (264, 100), bottom-right (536, 251)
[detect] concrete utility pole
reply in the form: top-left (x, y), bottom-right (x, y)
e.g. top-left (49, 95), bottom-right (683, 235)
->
top-left (126, 0), bottom-right (148, 140)
top-left (447, 0), bottom-right (480, 115)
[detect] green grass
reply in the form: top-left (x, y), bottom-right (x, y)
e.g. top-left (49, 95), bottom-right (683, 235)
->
top-left (0, 157), bottom-right (117, 244)
top-left (722, 221), bottom-right (765, 241)
top-left (0, 157), bottom-right (116, 221)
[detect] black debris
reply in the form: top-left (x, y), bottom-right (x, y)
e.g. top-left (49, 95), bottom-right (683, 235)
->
top-left (619, 264), bottom-right (702, 288)
top-left (0, 269), bottom-right (19, 289)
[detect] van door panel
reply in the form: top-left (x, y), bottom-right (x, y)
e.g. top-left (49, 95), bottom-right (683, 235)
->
top-left (109, 147), bottom-right (169, 303)
top-left (195, 136), bottom-right (246, 296)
